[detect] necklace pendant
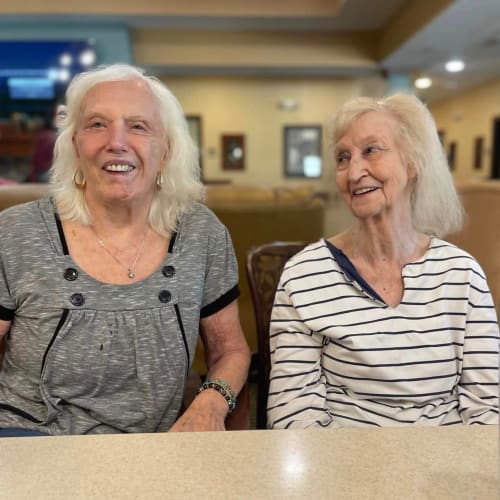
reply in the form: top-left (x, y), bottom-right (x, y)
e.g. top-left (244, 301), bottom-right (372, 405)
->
top-left (128, 270), bottom-right (135, 279)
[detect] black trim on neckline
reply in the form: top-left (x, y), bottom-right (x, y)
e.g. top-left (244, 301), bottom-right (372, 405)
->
top-left (54, 213), bottom-right (69, 255)
top-left (325, 240), bottom-right (384, 303)
top-left (168, 232), bottom-right (177, 253)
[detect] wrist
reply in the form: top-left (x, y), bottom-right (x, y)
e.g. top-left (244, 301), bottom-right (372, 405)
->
top-left (197, 377), bottom-right (237, 413)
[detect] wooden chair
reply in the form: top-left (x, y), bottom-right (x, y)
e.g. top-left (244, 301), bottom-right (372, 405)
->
top-left (246, 241), bottom-right (308, 429)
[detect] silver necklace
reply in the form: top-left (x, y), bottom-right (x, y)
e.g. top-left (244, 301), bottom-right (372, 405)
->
top-left (94, 227), bottom-right (148, 279)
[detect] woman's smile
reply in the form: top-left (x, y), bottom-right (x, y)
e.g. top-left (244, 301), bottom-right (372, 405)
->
top-left (73, 79), bottom-right (168, 206)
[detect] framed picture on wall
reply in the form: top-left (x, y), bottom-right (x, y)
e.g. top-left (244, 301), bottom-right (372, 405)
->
top-left (186, 115), bottom-right (203, 177)
top-left (284, 125), bottom-right (322, 178)
top-left (474, 136), bottom-right (484, 170)
top-left (437, 130), bottom-right (445, 145)
top-left (448, 141), bottom-right (456, 171)
top-left (221, 134), bottom-right (245, 170)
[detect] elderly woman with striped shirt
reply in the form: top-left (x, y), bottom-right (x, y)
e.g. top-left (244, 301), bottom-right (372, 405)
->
top-left (268, 93), bottom-right (499, 428)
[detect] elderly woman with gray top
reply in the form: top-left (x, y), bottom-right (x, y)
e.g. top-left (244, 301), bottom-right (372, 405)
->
top-left (0, 64), bottom-right (250, 436)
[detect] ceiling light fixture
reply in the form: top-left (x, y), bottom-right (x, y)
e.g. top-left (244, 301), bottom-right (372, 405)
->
top-left (414, 77), bottom-right (432, 89)
top-left (59, 53), bottom-right (72, 67)
top-left (445, 59), bottom-right (465, 72)
top-left (80, 49), bottom-right (96, 67)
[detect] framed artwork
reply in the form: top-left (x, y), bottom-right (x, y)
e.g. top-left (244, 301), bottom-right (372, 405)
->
top-left (448, 141), bottom-right (456, 171)
top-left (284, 125), bottom-right (322, 178)
top-left (221, 134), bottom-right (245, 170)
top-left (473, 136), bottom-right (483, 170)
top-left (186, 115), bottom-right (203, 177)
top-left (437, 130), bottom-right (445, 145)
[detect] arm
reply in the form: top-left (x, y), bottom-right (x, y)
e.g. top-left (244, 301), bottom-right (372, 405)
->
top-left (458, 271), bottom-right (499, 424)
top-left (0, 320), bottom-right (11, 363)
top-left (267, 277), bottom-right (333, 429)
top-left (0, 320), bottom-right (10, 339)
top-left (169, 300), bottom-right (250, 432)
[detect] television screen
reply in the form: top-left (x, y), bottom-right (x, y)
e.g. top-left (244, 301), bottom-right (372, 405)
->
top-left (7, 77), bottom-right (55, 100)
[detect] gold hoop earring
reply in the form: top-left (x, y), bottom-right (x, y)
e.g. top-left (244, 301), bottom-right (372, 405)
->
top-left (72, 169), bottom-right (86, 189)
top-left (155, 171), bottom-right (164, 191)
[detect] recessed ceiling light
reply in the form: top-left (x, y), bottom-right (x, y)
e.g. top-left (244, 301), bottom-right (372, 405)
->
top-left (59, 53), bottom-right (72, 67)
top-left (58, 68), bottom-right (70, 82)
top-left (445, 59), bottom-right (465, 72)
top-left (414, 77), bottom-right (432, 89)
top-left (80, 49), bottom-right (96, 67)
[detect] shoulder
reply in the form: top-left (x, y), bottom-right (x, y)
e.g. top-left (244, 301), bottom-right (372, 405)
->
top-left (285, 239), bottom-right (330, 266)
top-left (177, 202), bottom-right (232, 250)
top-left (428, 236), bottom-right (478, 262)
top-left (0, 197), bottom-right (51, 225)
top-left (424, 236), bottom-right (486, 276)
top-left (180, 202), bottom-right (224, 230)
top-left (0, 198), bottom-right (54, 260)
top-left (280, 239), bottom-right (334, 280)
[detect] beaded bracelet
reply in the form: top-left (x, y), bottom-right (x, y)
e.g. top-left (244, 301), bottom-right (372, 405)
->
top-left (197, 377), bottom-right (237, 413)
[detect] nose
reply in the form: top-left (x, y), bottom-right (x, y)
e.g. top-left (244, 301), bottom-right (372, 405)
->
top-left (107, 122), bottom-right (129, 153)
top-left (347, 153), bottom-right (368, 183)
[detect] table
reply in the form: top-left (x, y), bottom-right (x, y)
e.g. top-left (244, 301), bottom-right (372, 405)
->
top-left (0, 425), bottom-right (498, 499)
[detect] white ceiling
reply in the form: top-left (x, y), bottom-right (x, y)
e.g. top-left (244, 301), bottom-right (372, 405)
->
top-left (3, 0), bottom-right (500, 102)
top-left (381, 0), bottom-right (500, 102)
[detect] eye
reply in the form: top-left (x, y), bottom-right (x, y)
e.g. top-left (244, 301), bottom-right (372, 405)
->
top-left (363, 145), bottom-right (385, 156)
top-left (132, 123), bottom-right (146, 131)
top-left (88, 120), bottom-right (105, 129)
top-left (336, 151), bottom-right (350, 166)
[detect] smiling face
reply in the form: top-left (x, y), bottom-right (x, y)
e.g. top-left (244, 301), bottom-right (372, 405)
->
top-left (73, 79), bottom-right (168, 210)
top-left (334, 111), bottom-right (416, 223)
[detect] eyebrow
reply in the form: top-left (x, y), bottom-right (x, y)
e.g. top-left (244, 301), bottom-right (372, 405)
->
top-left (125, 115), bottom-right (151, 122)
top-left (336, 134), bottom-right (388, 151)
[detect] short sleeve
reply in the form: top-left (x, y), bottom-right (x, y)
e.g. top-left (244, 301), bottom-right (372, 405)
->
top-left (199, 222), bottom-right (239, 318)
top-left (0, 212), bottom-right (16, 320)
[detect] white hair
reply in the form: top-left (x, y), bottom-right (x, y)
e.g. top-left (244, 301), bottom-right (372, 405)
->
top-left (329, 93), bottom-right (464, 237)
top-left (50, 63), bottom-right (204, 236)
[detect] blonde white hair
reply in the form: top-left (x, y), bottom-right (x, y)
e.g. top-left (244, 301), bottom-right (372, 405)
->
top-left (329, 93), bottom-right (463, 237)
top-left (50, 63), bottom-right (204, 236)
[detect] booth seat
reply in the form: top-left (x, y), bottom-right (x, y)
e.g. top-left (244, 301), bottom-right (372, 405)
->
top-left (0, 182), bottom-right (325, 373)
top-left (447, 180), bottom-right (500, 316)
top-left (0, 183), bottom-right (50, 211)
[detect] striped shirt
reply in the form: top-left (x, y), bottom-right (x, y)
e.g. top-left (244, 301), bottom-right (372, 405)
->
top-left (267, 238), bottom-right (499, 428)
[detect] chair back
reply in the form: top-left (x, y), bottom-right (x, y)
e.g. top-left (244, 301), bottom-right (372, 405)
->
top-left (246, 241), bottom-right (308, 428)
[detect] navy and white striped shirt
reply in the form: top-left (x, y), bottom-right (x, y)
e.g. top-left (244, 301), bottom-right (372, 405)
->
top-left (267, 238), bottom-right (499, 428)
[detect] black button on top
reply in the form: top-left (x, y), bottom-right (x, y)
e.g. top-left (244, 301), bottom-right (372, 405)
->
top-left (162, 265), bottom-right (175, 278)
top-left (64, 268), bottom-right (79, 281)
top-left (70, 293), bottom-right (85, 307)
top-left (158, 290), bottom-right (172, 303)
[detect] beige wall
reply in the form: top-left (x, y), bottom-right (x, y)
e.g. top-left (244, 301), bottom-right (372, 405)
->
top-left (163, 74), bottom-right (385, 190)
top-left (429, 77), bottom-right (500, 181)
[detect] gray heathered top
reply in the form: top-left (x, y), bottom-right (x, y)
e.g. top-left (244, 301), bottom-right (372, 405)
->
top-left (0, 197), bottom-right (239, 434)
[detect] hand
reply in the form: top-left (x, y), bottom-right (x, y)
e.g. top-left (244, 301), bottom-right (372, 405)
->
top-left (169, 388), bottom-right (228, 432)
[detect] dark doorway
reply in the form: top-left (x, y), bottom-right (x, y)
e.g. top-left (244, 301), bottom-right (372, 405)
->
top-left (491, 117), bottom-right (500, 179)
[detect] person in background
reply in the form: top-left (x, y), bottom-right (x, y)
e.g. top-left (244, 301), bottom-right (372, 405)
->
top-left (0, 63), bottom-right (250, 436)
top-left (27, 103), bottom-right (62, 182)
top-left (268, 93), bottom-right (499, 429)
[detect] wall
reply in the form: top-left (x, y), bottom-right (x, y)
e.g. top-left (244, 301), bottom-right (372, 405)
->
top-left (162, 74), bottom-right (385, 190)
top-left (429, 77), bottom-right (500, 181)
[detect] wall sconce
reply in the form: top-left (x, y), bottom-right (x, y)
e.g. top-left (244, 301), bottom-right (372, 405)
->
top-left (277, 98), bottom-right (299, 111)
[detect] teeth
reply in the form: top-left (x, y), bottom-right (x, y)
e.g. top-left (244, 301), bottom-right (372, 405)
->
top-left (104, 164), bottom-right (134, 172)
top-left (354, 187), bottom-right (377, 195)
